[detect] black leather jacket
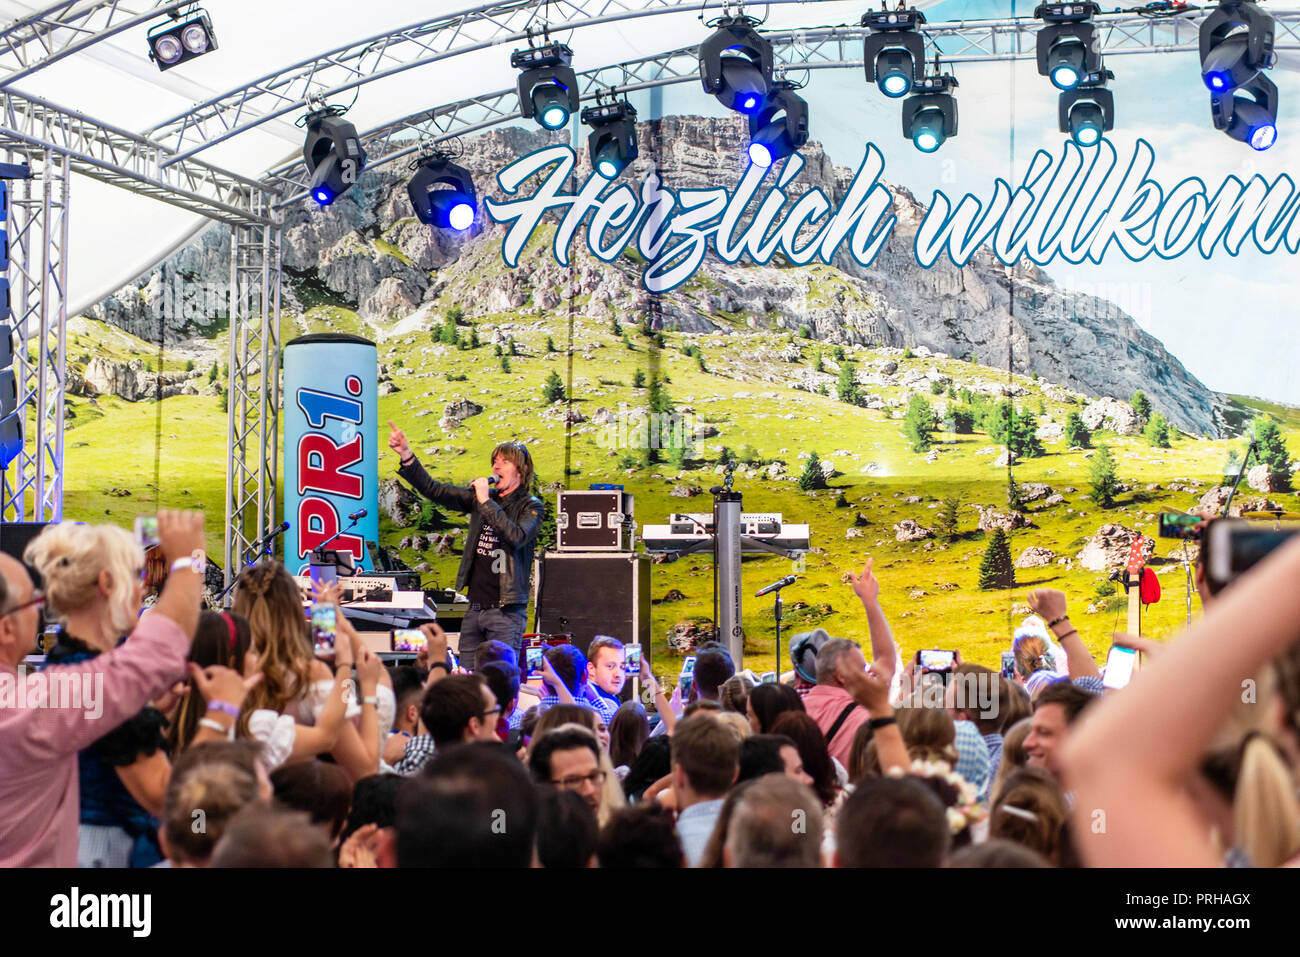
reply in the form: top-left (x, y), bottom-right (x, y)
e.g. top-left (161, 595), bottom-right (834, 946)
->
top-left (397, 457), bottom-right (544, 606)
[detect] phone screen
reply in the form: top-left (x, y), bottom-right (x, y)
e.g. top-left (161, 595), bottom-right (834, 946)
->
top-left (1000, 651), bottom-right (1016, 680)
top-left (1158, 512), bottom-right (1200, 539)
top-left (761, 671), bottom-right (777, 684)
top-left (919, 649), bottom-right (956, 672)
top-left (393, 629), bottom-right (427, 653)
top-left (311, 603), bottom-right (336, 653)
top-left (1207, 521), bottom-right (1300, 590)
top-left (1103, 646), bottom-right (1137, 690)
top-left (134, 515), bottom-right (159, 549)
top-left (624, 644), bottom-right (642, 677)
top-left (525, 643), bottom-right (544, 677)
top-left (679, 655), bottom-right (696, 692)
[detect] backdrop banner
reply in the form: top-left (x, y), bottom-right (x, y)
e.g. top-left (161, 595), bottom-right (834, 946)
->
top-left (282, 333), bottom-right (379, 575)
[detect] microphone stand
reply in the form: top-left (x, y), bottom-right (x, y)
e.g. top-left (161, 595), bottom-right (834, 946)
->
top-left (770, 579), bottom-right (792, 685)
top-left (313, 515), bottom-right (364, 569)
top-left (216, 524), bottom-right (288, 607)
top-left (1220, 437), bottom-right (1259, 518)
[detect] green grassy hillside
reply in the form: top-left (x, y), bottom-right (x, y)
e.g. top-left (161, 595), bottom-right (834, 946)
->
top-left (59, 305), bottom-right (1300, 681)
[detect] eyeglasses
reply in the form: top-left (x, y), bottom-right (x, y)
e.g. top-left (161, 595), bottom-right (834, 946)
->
top-left (479, 706), bottom-right (502, 720)
top-left (553, 769), bottom-right (606, 791)
top-left (2, 590), bottom-right (44, 617)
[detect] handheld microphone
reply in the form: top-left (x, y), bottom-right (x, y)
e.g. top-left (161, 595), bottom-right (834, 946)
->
top-left (347, 508), bottom-right (368, 521)
top-left (754, 575), bottom-right (797, 598)
top-left (487, 475), bottom-right (499, 487)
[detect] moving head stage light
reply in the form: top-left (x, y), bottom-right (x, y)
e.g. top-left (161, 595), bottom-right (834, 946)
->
top-left (582, 100), bottom-right (639, 179)
top-left (1212, 70), bottom-right (1278, 150)
top-left (408, 155), bottom-right (477, 230)
top-left (902, 74), bottom-right (958, 153)
top-left (147, 4), bottom-right (217, 71)
top-left (1200, 0), bottom-right (1275, 93)
top-left (699, 15), bottom-right (774, 115)
top-left (1035, 2), bottom-right (1102, 91)
top-left (302, 108), bottom-right (365, 207)
top-left (1059, 68), bottom-right (1115, 147)
top-left (513, 42), bottom-right (580, 131)
top-left (747, 81), bottom-right (809, 168)
top-left (862, 7), bottom-right (928, 99)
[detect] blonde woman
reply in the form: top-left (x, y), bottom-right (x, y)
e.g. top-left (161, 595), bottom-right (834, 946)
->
top-left (29, 522), bottom-right (176, 867)
top-left (232, 561), bottom-right (390, 780)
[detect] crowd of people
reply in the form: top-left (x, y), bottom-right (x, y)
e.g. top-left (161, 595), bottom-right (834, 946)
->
top-left (2, 506), bottom-right (1300, 869)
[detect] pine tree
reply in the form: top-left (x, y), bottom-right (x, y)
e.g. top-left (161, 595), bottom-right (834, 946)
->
top-left (469, 327), bottom-right (481, 349)
top-left (1144, 412), bottom-right (1172, 448)
top-left (546, 336), bottom-right (556, 352)
top-left (542, 370), bottom-right (565, 404)
top-left (989, 401), bottom-right (1045, 458)
top-left (500, 355), bottom-right (511, 374)
top-left (508, 337), bottom-right (519, 356)
top-left (208, 362), bottom-right (218, 384)
top-left (1007, 475), bottom-right (1028, 512)
top-left (1064, 411), bottom-right (1091, 448)
top-left (978, 527), bottom-right (1015, 589)
top-left (933, 495), bottom-right (961, 543)
top-left (611, 317), bottom-right (622, 336)
top-left (903, 394), bottom-right (936, 453)
top-left (798, 452), bottom-right (828, 491)
top-left (948, 406), bottom-right (975, 434)
top-left (1131, 390), bottom-right (1152, 428)
top-left (837, 362), bottom-right (861, 405)
top-left (1089, 444), bottom-right (1120, 508)
top-left (813, 350), bottom-right (825, 373)
top-left (632, 368), bottom-right (646, 389)
top-left (1254, 418), bottom-right (1294, 491)
top-left (647, 375), bottom-right (674, 415)
top-left (832, 345), bottom-right (846, 362)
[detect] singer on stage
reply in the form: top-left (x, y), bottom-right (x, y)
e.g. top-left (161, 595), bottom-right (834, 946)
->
top-left (387, 421), bottom-right (543, 669)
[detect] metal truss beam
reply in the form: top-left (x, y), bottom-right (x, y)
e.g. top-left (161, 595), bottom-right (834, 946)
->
top-left (2, 145), bottom-right (67, 523)
top-left (0, 1), bottom-right (172, 87)
top-left (0, 87), bottom-right (276, 225)
top-left (224, 199), bottom-right (281, 587)
top-left (266, 8), bottom-right (1300, 200)
top-left (144, 0), bottom-right (815, 167)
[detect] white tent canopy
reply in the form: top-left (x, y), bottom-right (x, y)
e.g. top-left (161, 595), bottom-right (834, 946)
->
top-left (0, 0), bottom-right (931, 313)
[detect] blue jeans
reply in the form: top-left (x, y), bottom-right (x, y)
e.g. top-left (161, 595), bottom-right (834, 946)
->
top-left (458, 603), bottom-right (527, 671)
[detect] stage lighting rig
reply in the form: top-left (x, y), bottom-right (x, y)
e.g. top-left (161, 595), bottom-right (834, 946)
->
top-left (902, 74), bottom-right (958, 153)
top-left (862, 7), bottom-right (928, 99)
top-left (747, 80), bottom-right (809, 168)
top-left (699, 15), bottom-right (774, 115)
top-left (147, 4), bottom-right (217, 71)
top-left (1200, 0), bottom-right (1274, 93)
top-left (1059, 68), bottom-right (1114, 147)
top-left (1035, 2), bottom-right (1101, 91)
top-left (513, 42), bottom-right (580, 131)
top-left (408, 152), bottom-right (477, 230)
top-left (1212, 71), bottom-right (1278, 150)
top-left (582, 99), bottom-right (639, 179)
top-left (302, 106), bottom-right (365, 207)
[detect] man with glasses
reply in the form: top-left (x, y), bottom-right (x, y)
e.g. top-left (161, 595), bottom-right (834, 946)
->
top-left (528, 727), bottom-right (604, 815)
top-left (0, 511), bottom-right (207, 867)
top-left (396, 674), bottom-right (501, 775)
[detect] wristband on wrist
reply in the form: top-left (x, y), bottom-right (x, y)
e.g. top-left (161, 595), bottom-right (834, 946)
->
top-left (1047, 614), bottom-right (1070, 628)
top-left (428, 661), bottom-right (452, 674)
top-left (198, 718), bottom-right (228, 734)
top-left (1055, 628), bottom-right (1079, 640)
top-left (207, 700), bottom-right (240, 718)
top-left (400, 454), bottom-right (415, 466)
top-left (170, 549), bottom-right (205, 575)
top-left (868, 715), bottom-right (898, 731)
top-left (362, 695), bottom-right (379, 707)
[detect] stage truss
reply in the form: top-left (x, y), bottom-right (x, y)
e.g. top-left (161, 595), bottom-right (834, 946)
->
top-left (0, 0), bottom-right (1294, 584)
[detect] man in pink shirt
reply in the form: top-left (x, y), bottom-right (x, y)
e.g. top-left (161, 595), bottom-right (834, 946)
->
top-left (0, 510), bottom-right (205, 867)
top-left (800, 558), bottom-right (898, 768)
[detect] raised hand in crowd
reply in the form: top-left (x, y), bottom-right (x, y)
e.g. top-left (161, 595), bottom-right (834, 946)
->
top-left (151, 509), bottom-right (208, 638)
top-left (387, 420), bottom-right (413, 463)
top-left (639, 655), bottom-right (676, 733)
top-left (1026, 587), bottom-right (1100, 680)
top-left (848, 556), bottom-right (897, 684)
top-left (188, 665), bottom-right (265, 746)
top-left (338, 823), bottom-right (384, 869)
top-left (837, 658), bottom-right (909, 773)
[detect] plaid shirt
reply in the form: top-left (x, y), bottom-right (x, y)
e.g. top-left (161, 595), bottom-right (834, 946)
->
top-left (953, 721), bottom-right (992, 801)
top-left (392, 734), bottom-right (436, 775)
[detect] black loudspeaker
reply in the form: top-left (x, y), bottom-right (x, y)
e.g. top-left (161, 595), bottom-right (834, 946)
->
top-left (0, 521), bottom-right (48, 562)
top-left (533, 551), bottom-right (651, 682)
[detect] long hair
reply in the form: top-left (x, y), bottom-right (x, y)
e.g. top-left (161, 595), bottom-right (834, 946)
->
top-left (169, 610), bottom-right (253, 754)
top-left (609, 701), bottom-right (649, 768)
top-left (491, 441), bottom-right (535, 492)
top-left (232, 561), bottom-right (313, 736)
top-left (770, 711), bottom-right (838, 806)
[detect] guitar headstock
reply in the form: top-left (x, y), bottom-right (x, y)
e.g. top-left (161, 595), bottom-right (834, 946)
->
top-left (1125, 534), bottom-right (1148, 583)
